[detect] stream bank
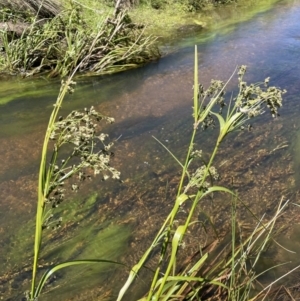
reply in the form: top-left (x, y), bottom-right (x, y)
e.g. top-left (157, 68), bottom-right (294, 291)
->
top-left (0, 0), bottom-right (281, 77)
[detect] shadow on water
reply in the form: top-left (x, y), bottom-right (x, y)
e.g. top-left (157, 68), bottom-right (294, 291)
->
top-left (1, 0), bottom-right (300, 300)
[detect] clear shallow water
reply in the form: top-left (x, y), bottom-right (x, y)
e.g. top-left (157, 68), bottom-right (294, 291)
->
top-left (1, 0), bottom-right (300, 299)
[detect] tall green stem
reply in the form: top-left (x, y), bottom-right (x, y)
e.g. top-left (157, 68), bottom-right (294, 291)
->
top-left (30, 75), bottom-right (76, 299)
top-left (155, 137), bottom-right (221, 298)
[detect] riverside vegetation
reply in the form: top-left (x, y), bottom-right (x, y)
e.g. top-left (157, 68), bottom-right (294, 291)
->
top-left (0, 0), bottom-right (250, 78)
top-left (0, 0), bottom-right (159, 77)
top-left (24, 46), bottom-right (297, 301)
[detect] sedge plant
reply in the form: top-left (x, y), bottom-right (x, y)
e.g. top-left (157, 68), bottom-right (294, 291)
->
top-left (28, 67), bottom-right (124, 300)
top-left (27, 45), bottom-right (288, 300)
top-left (117, 46), bottom-right (287, 301)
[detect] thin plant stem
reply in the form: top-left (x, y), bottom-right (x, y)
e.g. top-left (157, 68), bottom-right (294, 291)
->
top-left (31, 67), bottom-right (79, 299)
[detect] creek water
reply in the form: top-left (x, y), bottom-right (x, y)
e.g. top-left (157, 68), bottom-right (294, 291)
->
top-left (1, 0), bottom-right (300, 300)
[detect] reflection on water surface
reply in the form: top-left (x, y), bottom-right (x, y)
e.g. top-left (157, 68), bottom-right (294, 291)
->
top-left (1, 0), bottom-right (300, 299)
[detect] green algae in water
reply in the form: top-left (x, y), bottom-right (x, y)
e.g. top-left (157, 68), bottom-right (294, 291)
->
top-left (49, 194), bottom-right (132, 262)
top-left (42, 223), bottom-right (131, 301)
top-left (3, 193), bottom-right (131, 299)
top-left (40, 193), bottom-right (130, 261)
top-left (0, 77), bottom-right (58, 105)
